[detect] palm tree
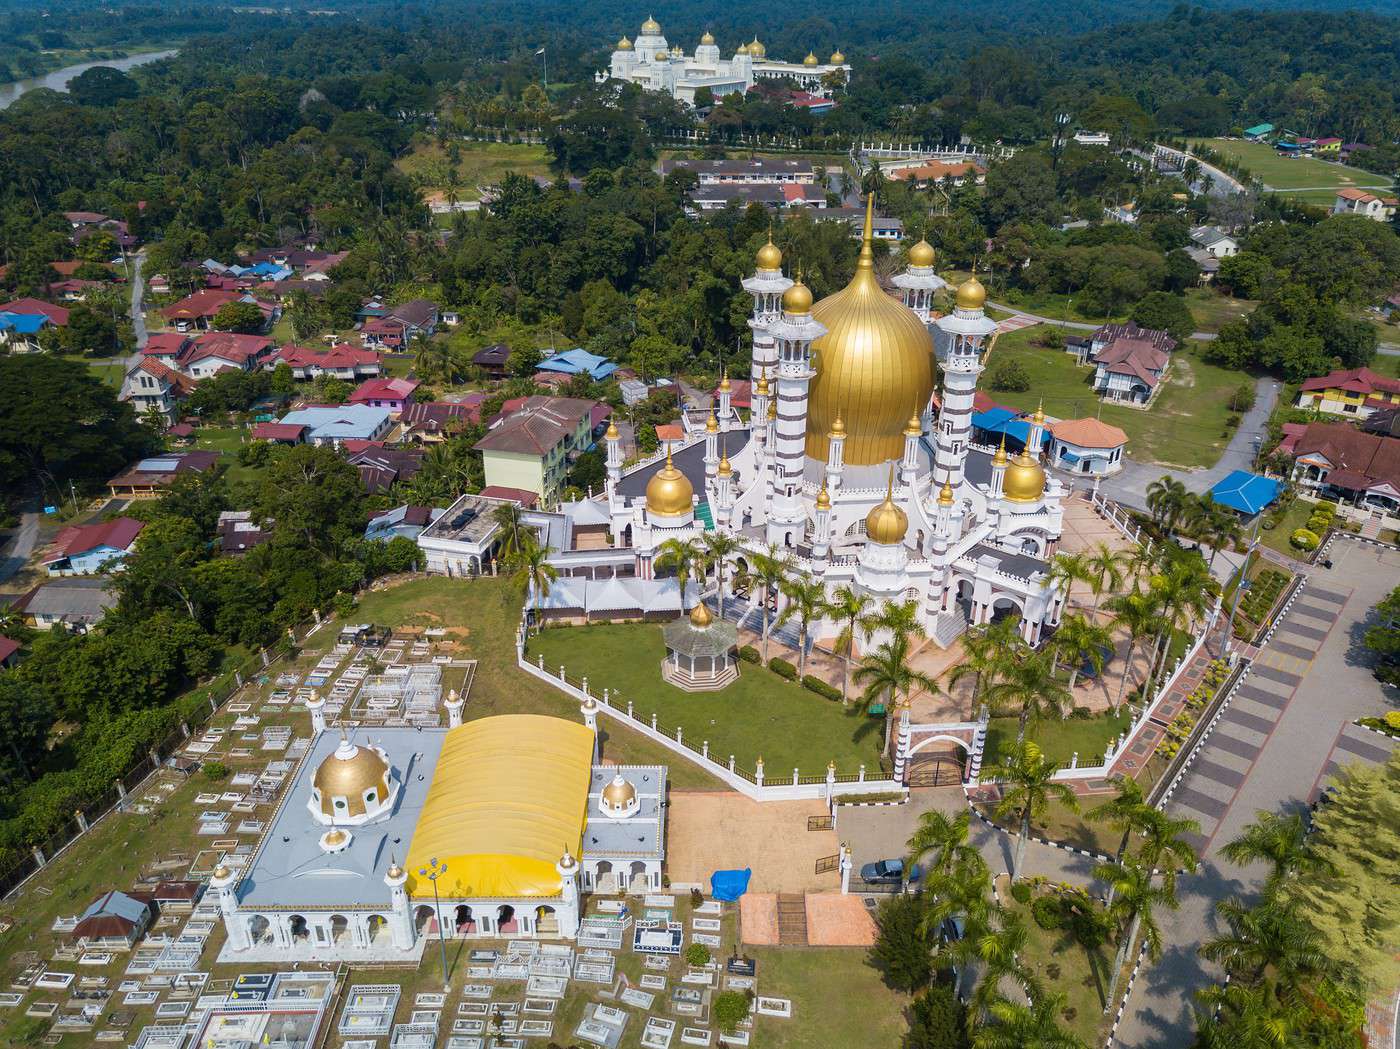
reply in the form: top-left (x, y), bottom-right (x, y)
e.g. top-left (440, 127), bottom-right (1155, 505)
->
top-left (1096, 859), bottom-right (1178, 1014)
top-left (868, 596), bottom-right (926, 644)
top-left (1142, 558), bottom-right (1215, 701)
top-left (906, 808), bottom-right (978, 880)
top-left (974, 992), bottom-right (1086, 1049)
top-left (1135, 807), bottom-right (1200, 892)
top-left (920, 854), bottom-right (993, 1004)
top-left (1048, 613), bottom-right (1113, 692)
top-left (776, 574), bottom-right (827, 677)
top-left (991, 741), bottom-right (1079, 881)
top-left (948, 616), bottom-right (1023, 720)
top-left (1203, 505), bottom-right (1243, 569)
top-left (1146, 476), bottom-right (1189, 532)
top-left (984, 650), bottom-right (1072, 747)
top-left (1086, 778), bottom-right (1158, 904)
top-left (1048, 551), bottom-right (1093, 612)
top-left (1199, 896), bottom-right (1336, 996)
top-left (655, 536), bottom-right (703, 616)
top-left (1218, 811), bottom-right (1323, 894)
top-left (492, 501), bottom-right (527, 561)
top-left (510, 540), bottom-right (557, 636)
top-left (853, 632), bottom-right (940, 759)
top-left (966, 910), bottom-right (1041, 1024)
top-left (1085, 542), bottom-right (1127, 614)
top-left (750, 545), bottom-right (792, 663)
top-left (828, 584), bottom-right (874, 708)
top-left (699, 531), bottom-right (739, 621)
top-left (1106, 590), bottom-right (1161, 710)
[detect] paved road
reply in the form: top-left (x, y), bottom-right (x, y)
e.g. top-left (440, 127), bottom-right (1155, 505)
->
top-left (986, 299), bottom-right (1218, 343)
top-left (127, 250), bottom-right (148, 360)
top-left (0, 512), bottom-right (39, 585)
top-left (1113, 540), bottom-right (1399, 1049)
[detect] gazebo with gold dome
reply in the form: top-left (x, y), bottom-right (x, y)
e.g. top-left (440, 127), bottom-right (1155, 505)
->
top-left (661, 598), bottom-right (740, 690)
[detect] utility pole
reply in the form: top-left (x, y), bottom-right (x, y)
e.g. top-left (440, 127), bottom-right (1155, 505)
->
top-left (1222, 521), bottom-right (1260, 658)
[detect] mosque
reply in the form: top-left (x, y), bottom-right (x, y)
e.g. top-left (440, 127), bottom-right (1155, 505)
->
top-left (596, 15), bottom-right (850, 105)
top-left (563, 195), bottom-right (1068, 650)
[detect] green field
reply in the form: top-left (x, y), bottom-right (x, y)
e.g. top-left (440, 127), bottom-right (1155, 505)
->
top-left (1198, 138), bottom-right (1391, 200)
top-left (527, 621), bottom-right (884, 776)
top-left (984, 707), bottom-right (1135, 768)
top-left (986, 327), bottom-right (1252, 469)
top-left (396, 138), bottom-right (552, 200)
top-left (1185, 287), bottom-right (1257, 333)
top-left (85, 359), bottom-right (126, 388)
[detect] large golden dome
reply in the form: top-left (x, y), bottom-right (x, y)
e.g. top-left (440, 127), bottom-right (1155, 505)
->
top-left (865, 469), bottom-right (909, 545)
top-left (641, 15), bottom-right (661, 33)
top-left (313, 738), bottom-right (391, 819)
top-left (1003, 449), bottom-right (1046, 503)
top-left (830, 49), bottom-right (845, 63)
top-left (646, 446), bottom-right (694, 517)
top-left (805, 196), bottom-right (935, 464)
top-left (700, 30), bottom-right (715, 45)
top-left (803, 52), bottom-right (819, 66)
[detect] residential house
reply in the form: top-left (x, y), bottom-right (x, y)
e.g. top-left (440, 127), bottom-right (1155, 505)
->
top-left (400, 398), bottom-right (484, 443)
top-left (344, 444), bottom-right (425, 494)
top-left (348, 376), bottom-right (420, 413)
top-left (107, 451), bottom-right (220, 498)
top-left (659, 156), bottom-right (819, 185)
top-left (62, 211), bottom-right (136, 250)
top-left (161, 289), bottom-right (244, 331)
top-left (1332, 188), bottom-right (1398, 223)
top-left (43, 517), bottom-right (144, 576)
top-left (474, 396), bottom-right (604, 506)
top-left (1296, 366), bottom-right (1400, 419)
top-left (1185, 246), bottom-right (1221, 282)
top-left (885, 159), bottom-right (986, 186)
top-left (536, 347), bottom-right (618, 382)
top-left (119, 359), bottom-right (196, 425)
top-left (471, 343), bottom-right (512, 379)
top-left (819, 207), bottom-right (904, 241)
top-left (139, 332), bottom-right (192, 367)
top-left (1072, 130), bottom-right (1112, 146)
top-left (1363, 407), bottom-right (1400, 439)
top-left (1106, 203), bottom-right (1139, 224)
top-left (1242, 123), bottom-right (1274, 141)
top-left (1314, 137), bottom-right (1341, 158)
top-left (0, 310), bottom-right (51, 352)
top-left (357, 299), bottom-right (440, 350)
top-left (0, 297), bottom-right (70, 326)
top-left (685, 181), bottom-right (829, 211)
top-left (1279, 421), bottom-right (1400, 514)
top-left (250, 422), bottom-right (308, 444)
top-left (365, 505), bottom-right (445, 542)
top-left (70, 891), bottom-right (153, 950)
top-left (216, 510), bottom-right (272, 554)
top-left (1047, 417), bottom-right (1129, 476)
top-left (276, 405), bottom-right (393, 447)
top-left (1092, 339), bottom-right (1171, 403)
top-left (1189, 226), bottom-right (1239, 258)
top-left (269, 343), bottom-right (381, 381)
top-left (180, 332), bottom-right (273, 379)
top-left (11, 577), bottom-right (117, 632)
top-left (0, 637), bottom-right (19, 668)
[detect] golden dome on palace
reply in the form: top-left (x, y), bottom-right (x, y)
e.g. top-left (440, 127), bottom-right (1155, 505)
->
top-left (701, 30), bottom-right (715, 44)
top-left (689, 601), bottom-right (714, 627)
top-left (641, 15), bottom-right (661, 33)
top-left (830, 49), bottom-right (845, 63)
top-left (782, 279), bottom-right (813, 315)
top-left (1003, 449), bottom-right (1046, 503)
top-left (646, 446), bottom-right (694, 516)
top-left (803, 52), bottom-right (819, 66)
top-left (955, 274), bottom-right (987, 311)
top-left (865, 474), bottom-right (909, 545)
top-left (706, 410), bottom-right (719, 433)
top-left (313, 738), bottom-right (391, 819)
top-left (805, 195), bottom-right (935, 465)
top-left (756, 237), bottom-right (782, 271)
top-left (908, 239), bottom-right (936, 268)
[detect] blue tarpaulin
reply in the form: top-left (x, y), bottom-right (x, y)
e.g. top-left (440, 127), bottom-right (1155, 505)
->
top-left (1208, 470), bottom-right (1282, 515)
top-left (970, 409), bottom-right (1050, 450)
top-left (710, 868), bottom-right (752, 901)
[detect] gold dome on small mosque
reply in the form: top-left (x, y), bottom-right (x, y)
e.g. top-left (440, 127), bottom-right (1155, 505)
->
top-left (756, 237), bottom-right (782, 271)
top-left (700, 30), bottom-right (715, 45)
top-left (908, 239), bottom-right (936, 267)
top-left (618, 36), bottom-right (633, 51)
top-left (646, 445), bottom-right (694, 517)
top-left (1003, 448), bottom-right (1047, 503)
top-left (830, 49), bottom-right (845, 63)
top-left (803, 52), bottom-right (819, 66)
top-left (955, 273), bottom-right (987, 311)
top-left (312, 736), bottom-right (391, 819)
top-left (782, 279), bottom-right (813, 315)
top-left (864, 467), bottom-right (909, 545)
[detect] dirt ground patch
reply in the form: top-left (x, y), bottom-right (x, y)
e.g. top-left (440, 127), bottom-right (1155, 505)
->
top-left (740, 893), bottom-right (779, 945)
top-left (666, 792), bottom-right (839, 893)
top-left (805, 893), bottom-right (877, 946)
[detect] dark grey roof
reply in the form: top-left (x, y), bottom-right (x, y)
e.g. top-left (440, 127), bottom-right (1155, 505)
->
top-left (616, 431), bottom-right (751, 502)
top-left (965, 541), bottom-right (1047, 582)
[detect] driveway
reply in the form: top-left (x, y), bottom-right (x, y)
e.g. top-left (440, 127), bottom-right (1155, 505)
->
top-left (0, 511), bottom-right (39, 584)
top-left (126, 250), bottom-right (148, 363)
top-left (1112, 540), bottom-right (1399, 1048)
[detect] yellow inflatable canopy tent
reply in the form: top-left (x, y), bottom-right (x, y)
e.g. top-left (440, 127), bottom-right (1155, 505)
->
top-left (404, 714), bottom-right (594, 898)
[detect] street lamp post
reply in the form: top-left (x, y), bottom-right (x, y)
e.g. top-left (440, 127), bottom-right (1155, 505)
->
top-left (418, 857), bottom-right (451, 991)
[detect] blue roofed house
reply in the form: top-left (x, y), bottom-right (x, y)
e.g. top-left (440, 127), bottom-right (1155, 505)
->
top-left (535, 348), bottom-right (618, 382)
top-left (0, 310), bottom-right (51, 352)
top-left (1208, 470), bottom-right (1282, 517)
top-left (365, 505), bottom-right (446, 542)
top-left (277, 405), bottom-right (393, 447)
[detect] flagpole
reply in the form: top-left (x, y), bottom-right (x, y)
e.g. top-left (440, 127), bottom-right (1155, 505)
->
top-left (536, 46), bottom-right (548, 92)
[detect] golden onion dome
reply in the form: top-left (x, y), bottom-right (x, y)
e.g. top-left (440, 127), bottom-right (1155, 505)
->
top-left (736, 42), bottom-right (750, 55)
top-left (645, 445), bottom-right (693, 517)
top-left (756, 237), bottom-right (782, 271)
top-left (655, 50), bottom-right (668, 60)
top-left (865, 468), bottom-right (908, 545)
top-left (719, 370), bottom-right (731, 393)
top-left (755, 371), bottom-right (770, 397)
top-left (992, 435), bottom-right (1009, 466)
top-left (605, 418), bottom-right (619, 440)
top-left (602, 773), bottom-right (637, 810)
top-left (213, 864), bottom-right (232, 881)
top-left (700, 30), bottom-right (715, 45)
top-left (938, 480), bottom-right (955, 506)
top-left (689, 600), bottom-right (714, 627)
top-left (386, 860), bottom-right (404, 879)
top-left (313, 737), bottom-right (391, 818)
top-left (749, 37), bottom-right (765, 58)
top-left (782, 279), bottom-right (813, 315)
top-left (1003, 449), bottom-right (1046, 503)
top-left (803, 52), bottom-right (819, 66)
top-left (955, 274), bottom-right (987, 311)
top-left (805, 194), bottom-right (935, 464)
top-left (815, 481), bottom-right (832, 511)
top-left (829, 414), bottom-right (846, 438)
top-left (618, 35), bottom-right (633, 51)
top-left (717, 452), bottom-right (732, 477)
top-left (706, 410), bottom-right (719, 433)
top-left (904, 412), bottom-right (922, 437)
top-left (641, 15), bottom-right (661, 33)
top-left (830, 49), bottom-right (845, 63)
top-left (908, 239), bottom-right (936, 268)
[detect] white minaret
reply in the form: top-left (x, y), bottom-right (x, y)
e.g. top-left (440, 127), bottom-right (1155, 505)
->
top-left (932, 274), bottom-right (998, 491)
top-left (765, 277), bottom-right (825, 546)
top-left (1024, 403), bottom-right (1047, 460)
top-left (825, 418), bottom-right (846, 491)
top-left (211, 865), bottom-right (249, 952)
top-left (555, 849), bottom-right (582, 940)
top-left (444, 688), bottom-right (463, 728)
top-left (385, 859), bottom-right (415, 950)
top-left (924, 480), bottom-right (957, 619)
top-left (900, 411), bottom-right (922, 489)
top-left (714, 450), bottom-right (734, 528)
top-left (604, 418), bottom-right (623, 487)
top-left (750, 370), bottom-right (770, 449)
top-left (742, 235), bottom-right (791, 399)
top-left (890, 238), bottom-right (947, 323)
top-left (717, 371), bottom-right (732, 432)
top-left (580, 694), bottom-right (598, 734)
top-left (703, 410), bottom-right (719, 482)
top-left (305, 692), bottom-right (326, 736)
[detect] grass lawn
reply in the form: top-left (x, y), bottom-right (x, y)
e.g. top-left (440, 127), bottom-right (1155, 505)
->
top-left (395, 139), bottom-right (551, 200)
top-left (996, 286), bottom-right (1130, 325)
top-left (1004, 894), bottom-right (1119, 1046)
top-left (1185, 287), bottom-right (1257, 333)
top-left (527, 622), bottom-right (883, 776)
top-left (189, 423), bottom-right (247, 454)
top-left (985, 327), bottom-right (1253, 469)
top-left (983, 707), bottom-right (1135, 769)
top-left (1197, 139), bottom-right (1392, 198)
top-left (268, 311), bottom-right (296, 344)
top-left (1258, 498), bottom-right (1317, 560)
top-left (749, 946), bottom-right (910, 1049)
top-left (347, 578), bottom-right (725, 790)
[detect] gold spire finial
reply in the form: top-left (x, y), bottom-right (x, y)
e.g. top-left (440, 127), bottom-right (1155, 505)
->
top-left (815, 479), bottom-right (831, 510)
top-left (993, 433), bottom-right (1009, 465)
top-left (719, 368), bottom-right (731, 393)
top-left (857, 192), bottom-right (875, 269)
top-left (885, 462), bottom-right (894, 499)
top-left (665, 442), bottom-right (673, 467)
top-left (938, 479), bottom-right (954, 506)
top-left (706, 410), bottom-right (718, 433)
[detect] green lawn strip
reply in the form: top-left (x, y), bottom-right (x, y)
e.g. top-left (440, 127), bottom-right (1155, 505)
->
top-left (747, 946), bottom-right (910, 1049)
top-left (1184, 288), bottom-right (1258, 333)
top-left (346, 578), bottom-right (727, 790)
top-left (189, 423), bottom-right (247, 454)
top-left (527, 621), bottom-right (882, 776)
top-left (995, 287), bottom-right (1129, 324)
top-left (1003, 895), bottom-right (1117, 1046)
top-left (1258, 499), bottom-right (1317, 559)
top-left (1198, 139), bottom-right (1391, 194)
top-left (984, 707), bottom-right (1134, 770)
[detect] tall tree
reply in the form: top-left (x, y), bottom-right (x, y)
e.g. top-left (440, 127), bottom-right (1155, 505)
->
top-left (750, 545), bottom-right (792, 663)
top-left (1096, 859), bottom-right (1178, 1013)
top-left (655, 536), bottom-right (703, 616)
top-left (1219, 810), bottom-right (1322, 894)
top-left (699, 531), bottom-right (739, 622)
top-left (1049, 613), bottom-right (1113, 692)
top-left (973, 992), bottom-right (1086, 1049)
top-left (776, 574), bottom-right (827, 677)
top-left (985, 649), bottom-right (1072, 746)
top-left (992, 741), bottom-right (1079, 881)
top-left (510, 538), bottom-right (557, 637)
top-left (948, 616), bottom-right (1023, 720)
top-left (854, 632), bottom-right (940, 759)
top-left (828, 584), bottom-right (874, 708)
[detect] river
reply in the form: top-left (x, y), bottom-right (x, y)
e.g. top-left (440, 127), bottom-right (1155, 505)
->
top-left (0, 49), bottom-right (178, 110)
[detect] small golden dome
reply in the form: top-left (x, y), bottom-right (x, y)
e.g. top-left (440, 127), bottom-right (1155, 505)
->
top-left (830, 50), bottom-right (845, 63)
top-left (655, 49), bottom-right (668, 60)
top-left (618, 36), bottom-right (633, 51)
top-left (938, 480), bottom-right (954, 506)
top-left (718, 452), bottom-right (732, 477)
top-left (992, 435), bottom-right (1009, 466)
top-left (1003, 449), bottom-right (1046, 503)
top-left (736, 42), bottom-right (750, 55)
top-left (755, 371), bottom-right (770, 396)
top-left (641, 15), bottom-right (661, 33)
top-left (605, 419), bottom-right (619, 440)
top-left (602, 773), bottom-right (637, 810)
top-left (689, 601), bottom-right (714, 627)
top-left (706, 411), bottom-right (718, 433)
top-left (719, 370), bottom-right (731, 393)
top-left (387, 860), bottom-right (404, 879)
top-left (767, 398), bottom-right (777, 420)
top-left (213, 864), bottom-right (231, 881)
top-left (701, 30), bottom-right (715, 45)
top-left (908, 239), bottom-right (935, 268)
top-left (756, 237), bottom-right (782, 271)
top-left (749, 37), bottom-right (765, 58)
top-left (865, 470), bottom-right (909, 545)
top-left (803, 52), bottom-right (818, 66)
top-left (904, 412), bottom-right (922, 437)
top-left (782, 280), bottom-right (813, 315)
top-left (815, 481), bottom-right (831, 511)
top-left (313, 737), bottom-right (391, 819)
top-left (1031, 402), bottom-right (1046, 426)
top-left (829, 415), bottom-right (846, 438)
top-left (955, 274), bottom-right (987, 311)
top-left (645, 445), bottom-right (694, 517)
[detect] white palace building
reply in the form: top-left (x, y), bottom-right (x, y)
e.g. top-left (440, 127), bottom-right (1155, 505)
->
top-left (596, 16), bottom-right (850, 105)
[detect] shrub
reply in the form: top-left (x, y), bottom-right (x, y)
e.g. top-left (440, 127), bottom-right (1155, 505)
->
top-left (768, 657), bottom-right (797, 680)
top-left (1228, 382), bottom-right (1255, 413)
top-left (1386, 711), bottom-right (1400, 730)
top-left (802, 675), bottom-right (842, 701)
top-left (1290, 528), bottom-right (1319, 551)
top-left (870, 895), bottom-right (937, 993)
top-left (1009, 881), bottom-right (1033, 905)
top-left (201, 761), bottom-right (230, 781)
top-left (737, 645), bottom-right (760, 664)
top-left (690, 887), bottom-right (703, 908)
top-left (906, 984), bottom-right (970, 1049)
top-left (712, 990), bottom-right (751, 1033)
top-left (1070, 706), bottom-right (1092, 720)
top-left (685, 943), bottom-right (711, 967)
top-left (1031, 894), bottom-right (1063, 930)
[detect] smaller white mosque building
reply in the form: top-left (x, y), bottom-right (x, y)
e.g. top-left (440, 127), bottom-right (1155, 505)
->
top-left (211, 702), bottom-right (666, 961)
top-left (597, 16), bottom-right (850, 104)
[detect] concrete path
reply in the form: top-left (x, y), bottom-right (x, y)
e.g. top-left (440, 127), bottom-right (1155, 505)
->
top-left (1112, 540), bottom-right (1399, 1049)
top-left (127, 250), bottom-right (148, 361)
top-left (0, 511), bottom-right (39, 584)
top-left (986, 298), bottom-right (1220, 343)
